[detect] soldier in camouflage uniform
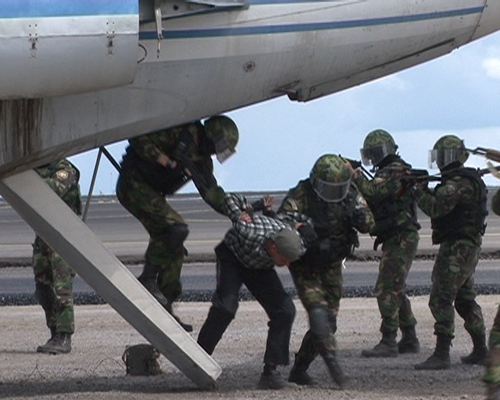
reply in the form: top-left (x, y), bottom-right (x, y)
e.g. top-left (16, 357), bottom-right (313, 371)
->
top-left (353, 130), bottom-right (421, 358)
top-left (484, 189), bottom-right (500, 399)
top-left (33, 159), bottom-right (82, 354)
top-left (278, 154), bottom-right (374, 388)
top-left (116, 116), bottom-right (238, 332)
top-left (413, 135), bottom-right (488, 370)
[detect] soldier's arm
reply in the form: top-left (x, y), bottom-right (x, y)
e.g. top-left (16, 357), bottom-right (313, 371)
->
top-left (42, 160), bottom-right (79, 199)
top-left (352, 168), bottom-right (403, 202)
top-left (350, 187), bottom-right (375, 234)
top-left (191, 157), bottom-right (227, 215)
top-left (129, 130), bottom-right (178, 165)
top-left (277, 186), bottom-right (311, 225)
top-left (413, 178), bottom-right (469, 218)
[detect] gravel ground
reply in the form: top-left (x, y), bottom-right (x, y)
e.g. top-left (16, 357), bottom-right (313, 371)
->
top-left (1, 295), bottom-right (498, 400)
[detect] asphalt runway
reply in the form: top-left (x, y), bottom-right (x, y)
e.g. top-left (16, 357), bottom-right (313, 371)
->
top-left (1, 193), bottom-right (500, 303)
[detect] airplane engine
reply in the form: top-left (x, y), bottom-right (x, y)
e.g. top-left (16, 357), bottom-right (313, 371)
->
top-left (0, 2), bottom-right (139, 99)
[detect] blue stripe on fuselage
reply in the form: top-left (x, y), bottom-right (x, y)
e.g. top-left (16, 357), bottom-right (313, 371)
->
top-left (0, 0), bottom-right (138, 18)
top-left (139, 6), bottom-right (483, 40)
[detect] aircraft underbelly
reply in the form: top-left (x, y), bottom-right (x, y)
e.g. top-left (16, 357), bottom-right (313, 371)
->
top-left (0, 15), bottom-right (139, 99)
top-left (0, 0), bottom-right (496, 176)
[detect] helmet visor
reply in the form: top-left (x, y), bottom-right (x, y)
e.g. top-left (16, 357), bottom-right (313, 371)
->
top-left (429, 148), bottom-right (460, 170)
top-left (311, 176), bottom-right (351, 203)
top-left (360, 143), bottom-right (392, 166)
top-left (212, 132), bottom-right (236, 163)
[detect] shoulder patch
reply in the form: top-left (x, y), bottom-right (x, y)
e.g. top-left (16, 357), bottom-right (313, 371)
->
top-left (444, 183), bottom-right (457, 195)
top-left (373, 177), bottom-right (385, 186)
top-left (55, 170), bottom-right (69, 181)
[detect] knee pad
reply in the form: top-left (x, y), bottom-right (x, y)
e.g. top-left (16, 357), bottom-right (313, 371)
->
top-left (309, 306), bottom-right (331, 341)
top-left (159, 223), bottom-right (189, 251)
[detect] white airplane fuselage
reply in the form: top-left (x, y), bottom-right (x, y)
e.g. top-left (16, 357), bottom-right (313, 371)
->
top-left (0, 0), bottom-right (499, 175)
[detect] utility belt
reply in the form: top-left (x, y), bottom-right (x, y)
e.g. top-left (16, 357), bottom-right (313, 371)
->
top-left (300, 231), bottom-right (359, 270)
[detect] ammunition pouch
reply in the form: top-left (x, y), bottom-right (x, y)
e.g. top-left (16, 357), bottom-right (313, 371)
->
top-left (300, 231), bottom-right (358, 271)
top-left (122, 344), bottom-right (161, 376)
top-left (121, 148), bottom-right (189, 195)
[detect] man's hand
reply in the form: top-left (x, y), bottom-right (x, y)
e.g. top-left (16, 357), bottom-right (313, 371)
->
top-left (239, 211), bottom-right (252, 223)
top-left (298, 223), bottom-right (318, 246)
top-left (157, 154), bottom-right (177, 169)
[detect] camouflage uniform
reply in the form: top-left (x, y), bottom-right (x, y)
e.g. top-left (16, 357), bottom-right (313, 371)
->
top-left (484, 189), bottom-right (500, 397)
top-left (354, 155), bottom-right (420, 356)
top-left (278, 159), bottom-right (374, 386)
top-left (116, 120), bottom-right (232, 319)
top-left (33, 160), bottom-right (81, 339)
top-left (413, 166), bottom-right (487, 369)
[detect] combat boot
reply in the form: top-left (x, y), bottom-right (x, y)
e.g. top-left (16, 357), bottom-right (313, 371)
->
top-left (320, 349), bottom-right (349, 389)
top-left (398, 326), bottom-right (420, 354)
top-left (288, 354), bottom-right (316, 386)
top-left (37, 333), bottom-right (72, 354)
top-left (414, 335), bottom-right (451, 370)
top-left (361, 331), bottom-right (398, 358)
top-left (487, 384), bottom-right (500, 400)
top-left (461, 331), bottom-right (487, 365)
top-left (165, 300), bottom-right (193, 333)
top-left (138, 263), bottom-right (170, 308)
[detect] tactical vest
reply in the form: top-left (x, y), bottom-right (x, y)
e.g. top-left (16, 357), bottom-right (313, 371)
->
top-left (368, 155), bottom-right (419, 242)
top-left (301, 180), bottom-right (359, 264)
top-left (431, 168), bottom-right (488, 244)
top-left (121, 146), bottom-right (189, 195)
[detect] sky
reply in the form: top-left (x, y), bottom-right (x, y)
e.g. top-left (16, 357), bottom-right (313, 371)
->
top-left (71, 31), bottom-right (500, 196)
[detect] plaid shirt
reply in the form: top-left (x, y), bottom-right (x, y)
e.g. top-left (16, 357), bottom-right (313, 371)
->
top-left (223, 193), bottom-right (302, 270)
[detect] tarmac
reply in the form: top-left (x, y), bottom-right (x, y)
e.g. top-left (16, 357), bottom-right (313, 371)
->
top-left (1, 296), bottom-right (498, 400)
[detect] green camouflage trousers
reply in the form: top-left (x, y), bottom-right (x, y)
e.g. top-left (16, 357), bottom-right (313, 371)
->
top-left (429, 240), bottom-right (485, 338)
top-left (116, 173), bottom-right (185, 302)
top-left (375, 229), bottom-right (419, 333)
top-left (289, 260), bottom-right (343, 366)
top-left (33, 236), bottom-right (75, 334)
top-left (484, 307), bottom-right (500, 384)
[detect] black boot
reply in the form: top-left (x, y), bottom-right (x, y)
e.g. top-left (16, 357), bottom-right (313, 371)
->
top-left (414, 335), bottom-right (452, 370)
top-left (398, 326), bottom-right (420, 354)
top-left (165, 300), bottom-right (193, 333)
top-left (288, 353), bottom-right (316, 385)
top-left (361, 331), bottom-right (398, 358)
top-left (320, 349), bottom-right (349, 389)
top-left (37, 333), bottom-right (72, 354)
top-left (461, 331), bottom-right (487, 365)
top-left (138, 263), bottom-right (170, 308)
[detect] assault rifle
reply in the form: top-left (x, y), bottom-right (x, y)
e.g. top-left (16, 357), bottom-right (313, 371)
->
top-left (466, 147), bottom-right (500, 179)
top-left (467, 147), bottom-right (500, 163)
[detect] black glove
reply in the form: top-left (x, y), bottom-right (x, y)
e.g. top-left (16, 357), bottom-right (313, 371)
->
top-left (341, 156), bottom-right (362, 169)
top-left (351, 206), bottom-right (367, 228)
top-left (298, 224), bottom-right (319, 246)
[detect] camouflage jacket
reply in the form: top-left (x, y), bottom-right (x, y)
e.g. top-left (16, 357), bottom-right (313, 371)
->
top-left (278, 178), bottom-right (374, 264)
top-left (35, 159), bottom-right (82, 215)
top-left (121, 121), bottom-right (227, 215)
top-left (353, 155), bottom-right (419, 241)
top-left (413, 167), bottom-right (487, 246)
